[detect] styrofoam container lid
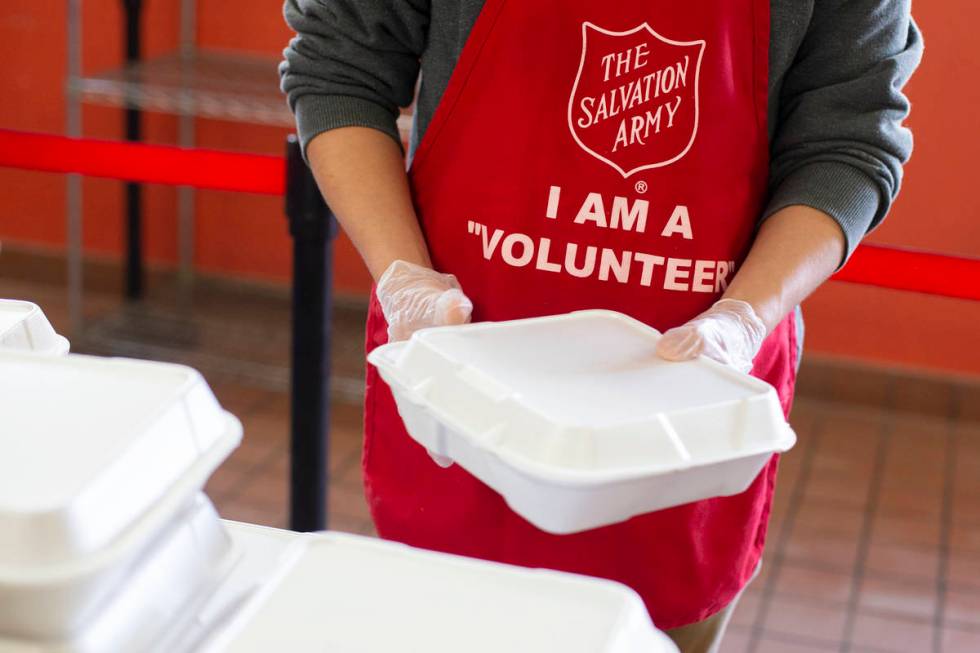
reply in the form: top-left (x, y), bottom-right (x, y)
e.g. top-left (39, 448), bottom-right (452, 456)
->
top-left (0, 300), bottom-right (69, 355)
top-left (370, 310), bottom-right (794, 482)
top-left (0, 351), bottom-right (241, 573)
top-left (200, 532), bottom-right (677, 653)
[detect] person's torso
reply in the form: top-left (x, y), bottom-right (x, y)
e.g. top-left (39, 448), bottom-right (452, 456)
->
top-left (364, 1), bottom-right (799, 629)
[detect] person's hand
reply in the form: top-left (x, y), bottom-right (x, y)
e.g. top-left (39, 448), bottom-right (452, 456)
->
top-left (655, 299), bottom-right (767, 374)
top-left (376, 260), bottom-right (474, 342)
top-left (376, 260), bottom-right (472, 468)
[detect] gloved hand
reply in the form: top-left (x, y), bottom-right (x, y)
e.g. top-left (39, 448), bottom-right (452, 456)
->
top-left (655, 299), bottom-right (767, 374)
top-left (376, 260), bottom-right (473, 468)
top-left (376, 260), bottom-right (474, 342)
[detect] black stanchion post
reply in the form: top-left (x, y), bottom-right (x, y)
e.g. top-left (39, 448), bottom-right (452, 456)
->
top-left (122, 0), bottom-right (144, 300)
top-left (285, 134), bottom-right (337, 532)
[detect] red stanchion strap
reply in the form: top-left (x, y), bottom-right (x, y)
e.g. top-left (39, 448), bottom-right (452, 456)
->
top-left (0, 129), bottom-right (284, 195)
top-left (836, 245), bottom-right (980, 301)
top-left (1, 129), bottom-right (978, 300)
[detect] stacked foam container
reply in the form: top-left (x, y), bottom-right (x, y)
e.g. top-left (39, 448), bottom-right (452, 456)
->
top-left (189, 524), bottom-right (677, 653)
top-left (0, 301), bottom-right (69, 355)
top-left (0, 301), bottom-right (679, 653)
top-left (0, 300), bottom-right (243, 652)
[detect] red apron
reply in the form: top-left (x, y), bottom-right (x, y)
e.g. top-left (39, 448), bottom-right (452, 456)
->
top-left (364, 0), bottom-right (797, 628)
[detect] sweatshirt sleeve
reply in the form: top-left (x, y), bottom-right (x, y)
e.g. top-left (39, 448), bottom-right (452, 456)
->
top-left (763, 0), bottom-right (923, 265)
top-left (279, 0), bottom-right (430, 154)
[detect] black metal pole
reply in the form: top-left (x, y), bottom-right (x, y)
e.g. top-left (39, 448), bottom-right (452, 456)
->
top-left (122, 0), bottom-right (144, 300)
top-left (285, 134), bottom-right (336, 532)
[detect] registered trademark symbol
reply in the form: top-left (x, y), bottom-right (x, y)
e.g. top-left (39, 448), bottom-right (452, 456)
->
top-left (635, 181), bottom-right (649, 194)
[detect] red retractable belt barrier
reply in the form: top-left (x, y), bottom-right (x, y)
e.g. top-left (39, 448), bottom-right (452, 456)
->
top-left (833, 245), bottom-right (980, 301)
top-left (0, 129), bottom-right (284, 195)
top-left (1, 128), bottom-right (978, 301)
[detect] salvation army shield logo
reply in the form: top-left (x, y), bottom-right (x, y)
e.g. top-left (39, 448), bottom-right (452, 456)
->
top-left (568, 22), bottom-right (706, 178)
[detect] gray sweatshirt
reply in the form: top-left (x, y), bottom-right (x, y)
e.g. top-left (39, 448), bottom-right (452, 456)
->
top-left (280, 1), bottom-right (922, 262)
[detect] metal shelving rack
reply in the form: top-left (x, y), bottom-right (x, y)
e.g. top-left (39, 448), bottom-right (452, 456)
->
top-left (63, 0), bottom-right (408, 364)
top-left (56, 0), bottom-right (433, 534)
top-left (65, 0), bottom-right (300, 382)
top-left (62, 0), bottom-right (371, 530)
top-left (67, 0), bottom-right (219, 335)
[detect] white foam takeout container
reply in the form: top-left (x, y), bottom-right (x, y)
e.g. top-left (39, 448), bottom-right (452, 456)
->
top-left (197, 529), bottom-right (678, 653)
top-left (0, 351), bottom-right (242, 638)
top-left (0, 300), bottom-right (69, 355)
top-left (0, 495), bottom-right (236, 653)
top-left (368, 310), bottom-right (796, 534)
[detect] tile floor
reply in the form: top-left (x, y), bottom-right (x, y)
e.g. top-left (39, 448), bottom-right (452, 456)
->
top-left (2, 253), bottom-right (978, 652)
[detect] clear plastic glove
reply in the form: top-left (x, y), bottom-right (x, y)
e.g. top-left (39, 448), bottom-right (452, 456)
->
top-left (376, 260), bottom-right (474, 342)
top-left (376, 260), bottom-right (472, 468)
top-left (655, 299), bottom-right (767, 374)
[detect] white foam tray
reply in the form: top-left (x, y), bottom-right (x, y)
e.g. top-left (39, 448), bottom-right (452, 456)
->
top-left (0, 351), bottom-right (242, 637)
top-left (0, 300), bottom-right (69, 355)
top-left (0, 495), bottom-right (236, 652)
top-left (368, 310), bottom-right (796, 534)
top-left (198, 530), bottom-right (677, 653)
